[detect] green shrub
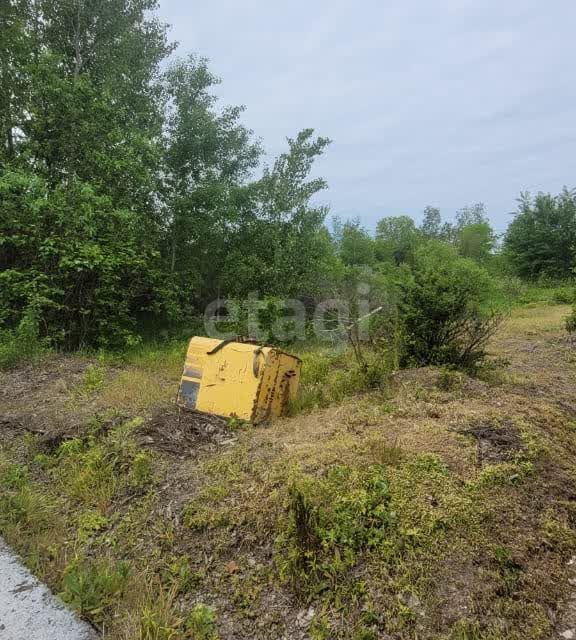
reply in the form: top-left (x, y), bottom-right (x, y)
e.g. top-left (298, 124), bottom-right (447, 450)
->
top-left (278, 466), bottom-right (397, 591)
top-left (54, 418), bottom-right (149, 509)
top-left (398, 243), bottom-right (502, 371)
top-left (185, 603), bottom-right (219, 640)
top-left (75, 363), bottom-right (106, 396)
top-left (0, 309), bottom-right (49, 369)
top-left (60, 558), bottom-right (130, 623)
top-left (552, 287), bottom-right (575, 304)
top-left (437, 366), bottom-right (464, 391)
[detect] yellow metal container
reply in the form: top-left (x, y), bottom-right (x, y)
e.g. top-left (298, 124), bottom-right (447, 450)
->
top-left (178, 337), bottom-right (302, 423)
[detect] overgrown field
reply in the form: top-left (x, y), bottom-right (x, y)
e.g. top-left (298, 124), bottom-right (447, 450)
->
top-left (1, 303), bottom-right (575, 639)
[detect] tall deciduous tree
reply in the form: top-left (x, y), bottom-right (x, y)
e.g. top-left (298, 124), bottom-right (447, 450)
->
top-left (504, 189), bottom-right (576, 279)
top-left (221, 129), bottom-right (334, 299)
top-left (375, 215), bottom-right (421, 265)
top-left (161, 55), bottom-right (261, 306)
top-left (0, 0), bottom-right (33, 165)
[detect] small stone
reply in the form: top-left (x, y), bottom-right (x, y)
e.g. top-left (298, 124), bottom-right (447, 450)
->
top-left (225, 560), bottom-right (239, 574)
top-left (561, 630), bottom-right (575, 640)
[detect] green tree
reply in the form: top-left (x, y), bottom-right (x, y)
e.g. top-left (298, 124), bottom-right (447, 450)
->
top-left (457, 222), bottom-right (496, 262)
top-left (161, 55), bottom-right (262, 306)
top-left (420, 206), bottom-right (442, 239)
top-left (375, 215), bottom-right (421, 265)
top-left (221, 129), bottom-right (334, 299)
top-left (504, 189), bottom-right (576, 279)
top-left (454, 203), bottom-right (488, 229)
top-left (339, 219), bottom-right (375, 267)
top-left (0, 0), bottom-right (337, 349)
top-left (0, 0), bottom-right (33, 165)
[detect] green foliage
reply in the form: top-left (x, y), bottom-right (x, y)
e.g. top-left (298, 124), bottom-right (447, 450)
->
top-left (0, 307), bottom-right (48, 369)
top-left (375, 215), bottom-right (421, 265)
top-left (0, 465), bottom-right (54, 534)
top-left (185, 603), bottom-right (219, 640)
top-left (337, 219), bottom-right (376, 266)
top-left (398, 243), bottom-right (501, 370)
top-left (54, 418), bottom-right (149, 509)
top-left (457, 222), bottom-right (496, 263)
top-left (77, 511), bottom-right (109, 545)
top-left (1, 0), bottom-right (573, 378)
top-left (161, 556), bottom-right (201, 594)
top-left (278, 466), bottom-right (397, 591)
top-left (0, 170), bottom-right (172, 348)
top-left (553, 287), bottom-right (575, 304)
top-left (0, 0), bottom-right (333, 349)
top-left (76, 363), bottom-right (106, 396)
top-left (437, 366), bottom-right (464, 391)
top-left (60, 558), bottom-right (130, 623)
top-left (288, 347), bottom-right (380, 414)
top-left (504, 189), bottom-right (576, 279)
top-left (138, 587), bottom-right (219, 640)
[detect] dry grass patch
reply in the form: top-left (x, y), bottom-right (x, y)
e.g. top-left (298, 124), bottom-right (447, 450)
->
top-left (96, 368), bottom-right (175, 412)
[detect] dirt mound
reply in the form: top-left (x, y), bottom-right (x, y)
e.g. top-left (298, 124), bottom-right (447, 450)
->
top-left (455, 420), bottom-right (525, 466)
top-left (139, 406), bottom-right (234, 458)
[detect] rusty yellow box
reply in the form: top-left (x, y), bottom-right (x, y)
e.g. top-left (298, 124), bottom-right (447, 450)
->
top-left (178, 337), bottom-right (302, 423)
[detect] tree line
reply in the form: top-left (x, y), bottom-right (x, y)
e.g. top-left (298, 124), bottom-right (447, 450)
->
top-left (1, 0), bottom-right (574, 351)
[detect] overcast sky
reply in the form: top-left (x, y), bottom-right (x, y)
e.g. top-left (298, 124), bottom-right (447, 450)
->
top-left (159, 0), bottom-right (576, 233)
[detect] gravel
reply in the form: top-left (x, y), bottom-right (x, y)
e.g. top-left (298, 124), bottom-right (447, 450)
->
top-left (0, 539), bottom-right (98, 640)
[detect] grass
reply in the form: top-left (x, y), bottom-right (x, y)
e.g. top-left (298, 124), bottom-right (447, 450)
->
top-left (514, 280), bottom-right (575, 306)
top-left (0, 302), bottom-right (575, 638)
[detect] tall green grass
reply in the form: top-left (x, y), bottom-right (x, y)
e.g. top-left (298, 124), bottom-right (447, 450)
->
top-left (0, 310), bottom-right (50, 370)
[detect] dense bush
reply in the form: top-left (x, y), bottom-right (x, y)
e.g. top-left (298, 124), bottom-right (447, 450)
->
top-left (398, 243), bottom-right (501, 370)
top-left (504, 190), bottom-right (576, 280)
top-left (0, 171), bottom-right (172, 349)
top-left (0, 308), bottom-right (49, 369)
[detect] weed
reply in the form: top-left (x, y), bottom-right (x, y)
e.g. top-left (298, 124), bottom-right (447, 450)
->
top-left (0, 483), bottom-right (54, 533)
top-left (542, 513), bottom-right (576, 552)
top-left (288, 347), bottom-right (384, 414)
top-left (366, 435), bottom-right (404, 466)
top-left (278, 466), bottom-right (397, 591)
top-left (185, 603), bottom-right (219, 640)
top-left (97, 368), bottom-right (175, 411)
top-left (138, 583), bottom-right (186, 640)
top-left (227, 416), bottom-right (249, 431)
top-left (54, 418), bottom-right (148, 509)
top-left (77, 511), bottom-right (108, 544)
top-left (129, 451), bottom-right (154, 488)
top-left (76, 363), bottom-right (106, 396)
top-left (161, 555), bottom-right (201, 594)
top-left (437, 366), bottom-right (464, 391)
top-left (475, 358), bottom-right (511, 385)
top-left (469, 461), bottom-right (534, 490)
top-left (0, 459), bottom-right (54, 533)
top-left (0, 309), bottom-right (49, 369)
top-left (552, 287), bottom-right (575, 305)
top-left (60, 557), bottom-right (130, 623)
top-left (450, 619), bottom-right (483, 639)
top-left (566, 306), bottom-right (576, 334)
